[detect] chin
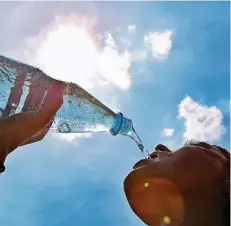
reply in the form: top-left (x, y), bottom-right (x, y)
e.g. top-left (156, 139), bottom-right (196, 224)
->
top-left (123, 166), bottom-right (147, 193)
top-left (123, 170), bottom-right (133, 193)
top-left (123, 165), bottom-right (185, 226)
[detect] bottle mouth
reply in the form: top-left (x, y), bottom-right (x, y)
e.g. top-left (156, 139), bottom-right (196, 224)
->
top-left (110, 112), bottom-right (133, 136)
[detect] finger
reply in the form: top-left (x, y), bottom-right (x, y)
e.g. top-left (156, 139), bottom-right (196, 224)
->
top-left (21, 75), bottom-right (43, 112)
top-left (2, 69), bottom-right (25, 117)
top-left (0, 81), bottom-right (64, 149)
top-left (20, 117), bottom-right (55, 147)
top-left (20, 127), bottom-right (50, 146)
top-left (31, 75), bottom-right (50, 111)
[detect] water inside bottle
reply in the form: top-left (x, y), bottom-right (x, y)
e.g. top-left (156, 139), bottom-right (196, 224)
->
top-left (127, 126), bottom-right (151, 159)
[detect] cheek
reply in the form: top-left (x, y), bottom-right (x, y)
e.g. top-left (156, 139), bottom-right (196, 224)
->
top-left (173, 150), bottom-right (223, 190)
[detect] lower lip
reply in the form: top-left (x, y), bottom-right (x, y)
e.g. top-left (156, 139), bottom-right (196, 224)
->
top-left (133, 159), bottom-right (151, 169)
top-left (133, 157), bottom-right (160, 170)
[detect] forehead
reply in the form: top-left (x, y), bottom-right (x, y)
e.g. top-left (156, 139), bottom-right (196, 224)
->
top-left (182, 141), bottom-right (229, 161)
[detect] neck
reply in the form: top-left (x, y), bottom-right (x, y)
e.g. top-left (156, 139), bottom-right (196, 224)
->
top-left (182, 193), bottom-right (223, 226)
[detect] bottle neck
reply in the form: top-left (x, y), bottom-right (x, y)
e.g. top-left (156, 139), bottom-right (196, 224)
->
top-left (110, 113), bottom-right (133, 136)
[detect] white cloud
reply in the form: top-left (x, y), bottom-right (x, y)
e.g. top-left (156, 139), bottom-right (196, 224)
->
top-left (119, 37), bottom-right (132, 49)
top-left (128, 50), bottom-right (148, 61)
top-left (144, 30), bottom-right (173, 60)
top-left (52, 132), bottom-right (92, 142)
top-left (162, 128), bottom-right (174, 137)
top-left (9, 14), bottom-right (132, 142)
top-left (128, 24), bottom-right (136, 33)
top-left (18, 15), bottom-right (131, 91)
top-left (178, 96), bottom-right (226, 142)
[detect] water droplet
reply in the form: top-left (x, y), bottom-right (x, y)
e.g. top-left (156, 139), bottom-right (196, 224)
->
top-left (59, 123), bottom-right (71, 133)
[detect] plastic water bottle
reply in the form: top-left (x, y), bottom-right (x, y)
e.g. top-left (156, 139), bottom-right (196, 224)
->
top-left (0, 55), bottom-right (150, 159)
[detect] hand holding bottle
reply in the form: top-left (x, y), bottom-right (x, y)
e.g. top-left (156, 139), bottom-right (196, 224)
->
top-left (0, 80), bottom-right (64, 173)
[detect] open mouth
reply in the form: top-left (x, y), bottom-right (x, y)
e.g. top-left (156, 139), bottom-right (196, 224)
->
top-left (133, 151), bottom-right (159, 169)
top-left (133, 144), bottom-right (172, 170)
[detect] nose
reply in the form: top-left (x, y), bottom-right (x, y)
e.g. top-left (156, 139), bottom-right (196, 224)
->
top-left (155, 144), bottom-right (171, 152)
top-left (149, 144), bottom-right (172, 159)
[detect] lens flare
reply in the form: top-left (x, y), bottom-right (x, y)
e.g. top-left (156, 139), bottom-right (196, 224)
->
top-left (144, 182), bottom-right (149, 188)
top-left (162, 216), bottom-right (171, 225)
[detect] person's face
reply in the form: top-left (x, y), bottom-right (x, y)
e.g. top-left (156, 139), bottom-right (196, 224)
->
top-left (123, 142), bottom-right (229, 226)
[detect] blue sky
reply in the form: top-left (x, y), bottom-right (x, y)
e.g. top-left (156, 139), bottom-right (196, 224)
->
top-left (0, 2), bottom-right (230, 226)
